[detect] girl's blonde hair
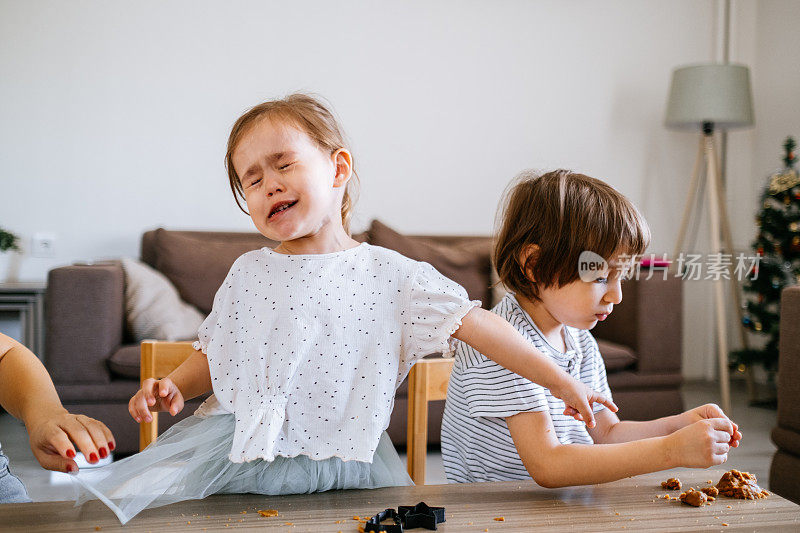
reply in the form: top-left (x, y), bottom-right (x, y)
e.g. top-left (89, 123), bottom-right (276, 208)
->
top-left (225, 93), bottom-right (359, 233)
top-left (494, 169), bottom-right (651, 302)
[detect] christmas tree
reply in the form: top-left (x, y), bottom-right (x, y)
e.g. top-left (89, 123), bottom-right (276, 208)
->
top-left (732, 137), bottom-right (800, 371)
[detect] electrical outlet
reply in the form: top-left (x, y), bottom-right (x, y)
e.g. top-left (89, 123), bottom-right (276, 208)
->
top-left (31, 232), bottom-right (56, 258)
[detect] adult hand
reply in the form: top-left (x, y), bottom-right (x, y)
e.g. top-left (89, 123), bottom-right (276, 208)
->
top-left (26, 410), bottom-right (114, 473)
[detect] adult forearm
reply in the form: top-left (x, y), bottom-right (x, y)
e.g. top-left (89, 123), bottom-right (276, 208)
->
top-left (0, 344), bottom-right (66, 427)
top-left (166, 349), bottom-right (213, 400)
top-left (531, 437), bottom-right (675, 487)
top-left (453, 308), bottom-right (565, 391)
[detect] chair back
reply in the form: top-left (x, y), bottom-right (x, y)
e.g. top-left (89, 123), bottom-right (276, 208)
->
top-left (406, 357), bottom-right (454, 484)
top-left (139, 341), bottom-right (195, 451)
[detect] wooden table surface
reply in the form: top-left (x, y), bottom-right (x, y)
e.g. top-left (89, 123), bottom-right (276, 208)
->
top-left (1, 469), bottom-right (798, 532)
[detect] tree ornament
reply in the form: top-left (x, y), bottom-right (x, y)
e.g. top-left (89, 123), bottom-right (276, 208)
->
top-left (784, 137), bottom-right (798, 168)
top-left (769, 170), bottom-right (800, 195)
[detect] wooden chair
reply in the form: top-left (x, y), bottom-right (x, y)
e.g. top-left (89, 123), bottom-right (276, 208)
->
top-left (406, 357), bottom-right (454, 485)
top-left (139, 341), bottom-right (455, 485)
top-left (138, 340), bottom-right (195, 451)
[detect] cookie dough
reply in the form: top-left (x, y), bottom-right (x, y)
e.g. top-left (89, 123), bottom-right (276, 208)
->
top-left (716, 470), bottom-right (769, 500)
top-left (679, 489), bottom-right (708, 507)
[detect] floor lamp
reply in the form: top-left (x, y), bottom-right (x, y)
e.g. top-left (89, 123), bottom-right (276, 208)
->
top-left (665, 63), bottom-right (754, 414)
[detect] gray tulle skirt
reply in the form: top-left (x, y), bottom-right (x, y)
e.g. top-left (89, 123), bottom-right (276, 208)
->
top-left (71, 414), bottom-right (412, 524)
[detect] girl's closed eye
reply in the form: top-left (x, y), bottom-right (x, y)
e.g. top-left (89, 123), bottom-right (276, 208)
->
top-left (247, 178), bottom-right (262, 189)
top-left (278, 162), bottom-right (294, 171)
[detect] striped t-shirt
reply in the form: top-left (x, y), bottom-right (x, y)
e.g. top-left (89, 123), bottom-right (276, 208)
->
top-left (441, 293), bottom-right (612, 483)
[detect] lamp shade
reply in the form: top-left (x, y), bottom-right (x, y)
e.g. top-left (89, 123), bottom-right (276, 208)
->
top-left (665, 63), bottom-right (754, 130)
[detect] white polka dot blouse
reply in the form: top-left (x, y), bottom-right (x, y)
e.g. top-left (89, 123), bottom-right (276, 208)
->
top-left (192, 243), bottom-right (479, 464)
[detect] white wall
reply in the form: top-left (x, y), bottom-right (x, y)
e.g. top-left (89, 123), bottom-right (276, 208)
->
top-left (751, 1), bottom-right (800, 198)
top-left (1, 1), bottom-right (797, 379)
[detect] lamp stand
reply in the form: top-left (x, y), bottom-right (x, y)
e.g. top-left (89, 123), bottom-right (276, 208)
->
top-left (672, 125), bottom-right (749, 414)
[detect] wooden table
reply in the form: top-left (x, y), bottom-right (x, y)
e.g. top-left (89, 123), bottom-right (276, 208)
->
top-left (1, 470), bottom-right (798, 532)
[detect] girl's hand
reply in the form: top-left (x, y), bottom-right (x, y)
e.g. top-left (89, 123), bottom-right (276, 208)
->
top-left (681, 403), bottom-right (741, 447)
top-left (551, 377), bottom-right (618, 428)
top-left (26, 410), bottom-right (114, 473)
top-left (666, 418), bottom-right (734, 468)
top-left (129, 377), bottom-right (185, 423)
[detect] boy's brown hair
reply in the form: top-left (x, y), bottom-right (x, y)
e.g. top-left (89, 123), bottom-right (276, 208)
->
top-left (494, 169), bottom-right (651, 301)
top-left (225, 93), bottom-right (359, 233)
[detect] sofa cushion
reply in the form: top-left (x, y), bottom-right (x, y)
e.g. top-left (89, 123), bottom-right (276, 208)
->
top-left (56, 378), bottom-right (141, 402)
top-left (772, 427), bottom-right (800, 457)
top-left (596, 339), bottom-right (638, 372)
top-left (367, 220), bottom-right (492, 306)
top-left (151, 229), bottom-right (277, 314)
top-left (107, 344), bottom-right (142, 380)
top-left (121, 257), bottom-right (205, 342)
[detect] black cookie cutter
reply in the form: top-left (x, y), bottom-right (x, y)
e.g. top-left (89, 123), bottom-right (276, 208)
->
top-left (364, 508), bottom-right (403, 532)
top-left (398, 502), bottom-right (446, 530)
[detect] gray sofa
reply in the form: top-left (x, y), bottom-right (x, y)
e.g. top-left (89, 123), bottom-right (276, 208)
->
top-left (46, 222), bottom-right (684, 455)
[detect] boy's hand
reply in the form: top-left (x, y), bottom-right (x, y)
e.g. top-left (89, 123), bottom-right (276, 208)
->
top-left (667, 418), bottom-right (734, 468)
top-left (551, 376), bottom-right (617, 428)
top-left (129, 377), bottom-right (185, 423)
top-left (26, 410), bottom-right (114, 473)
top-left (682, 403), bottom-right (741, 447)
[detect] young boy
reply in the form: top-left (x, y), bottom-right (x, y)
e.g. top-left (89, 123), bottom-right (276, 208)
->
top-left (441, 169), bottom-right (741, 487)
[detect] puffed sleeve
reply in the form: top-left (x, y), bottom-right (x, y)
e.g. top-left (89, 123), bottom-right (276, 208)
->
top-left (456, 340), bottom-right (550, 418)
top-left (400, 262), bottom-right (480, 377)
top-left (192, 267), bottom-right (236, 355)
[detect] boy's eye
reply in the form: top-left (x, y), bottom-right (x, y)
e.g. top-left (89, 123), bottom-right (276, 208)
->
top-left (594, 277), bottom-right (608, 284)
top-left (278, 162), bottom-right (294, 170)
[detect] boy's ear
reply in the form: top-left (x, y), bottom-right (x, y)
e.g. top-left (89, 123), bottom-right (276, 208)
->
top-left (332, 149), bottom-right (353, 188)
top-left (519, 244), bottom-right (540, 282)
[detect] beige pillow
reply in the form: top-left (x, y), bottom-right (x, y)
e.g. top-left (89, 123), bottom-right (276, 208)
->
top-left (121, 257), bottom-right (205, 342)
